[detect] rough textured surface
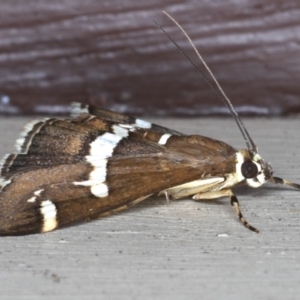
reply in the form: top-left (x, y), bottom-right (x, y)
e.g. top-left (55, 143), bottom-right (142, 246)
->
top-left (0, 1), bottom-right (300, 115)
top-left (0, 116), bottom-right (300, 299)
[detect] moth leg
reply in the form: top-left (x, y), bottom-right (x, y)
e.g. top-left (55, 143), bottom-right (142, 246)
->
top-left (164, 191), bottom-right (170, 206)
top-left (193, 189), bottom-right (230, 200)
top-left (160, 177), bottom-right (225, 200)
top-left (193, 189), bottom-right (259, 233)
top-left (230, 192), bottom-right (259, 233)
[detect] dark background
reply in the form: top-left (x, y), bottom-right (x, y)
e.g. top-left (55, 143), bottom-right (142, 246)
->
top-left (0, 0), bottom-right (300, 116)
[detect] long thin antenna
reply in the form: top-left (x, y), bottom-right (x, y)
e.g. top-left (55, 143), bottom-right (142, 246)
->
top-left (156, 11), bottom-right (258, 153)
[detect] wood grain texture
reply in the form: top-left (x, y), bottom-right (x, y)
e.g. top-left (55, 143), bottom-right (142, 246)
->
top-left (0, 1), bottom-right (300, 115)
top-left (0, 116), bottom-right (300, 299)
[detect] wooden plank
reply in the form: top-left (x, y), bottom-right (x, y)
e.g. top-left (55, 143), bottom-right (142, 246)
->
top-left (0, 1), bottom-right (300, 115)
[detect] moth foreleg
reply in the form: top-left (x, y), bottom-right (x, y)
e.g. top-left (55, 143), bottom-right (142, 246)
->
top-left (192, 189), bottom-right (231, 200)
top-left (193, 189), bottom-right (259, 233)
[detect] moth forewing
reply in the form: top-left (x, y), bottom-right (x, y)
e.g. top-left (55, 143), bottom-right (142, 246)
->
top-left (0, 108), bottom-right (235, 235)
top-left (0, 103), bottom-right (299, 235)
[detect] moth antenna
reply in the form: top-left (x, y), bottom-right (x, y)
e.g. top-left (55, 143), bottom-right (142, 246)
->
top-left (155, 11), bottom-right (257, 153)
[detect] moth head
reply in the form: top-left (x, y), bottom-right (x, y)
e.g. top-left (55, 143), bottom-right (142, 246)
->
top-left (236, 150), bottom-right (273, 188)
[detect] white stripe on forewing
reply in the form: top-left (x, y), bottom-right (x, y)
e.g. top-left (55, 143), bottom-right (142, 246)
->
top-left (0, 154), bottom-right (12, 190)
top-left (158, 133), bottom-right (172, 145)
top-left (73, 164), bottom-right (107, 187)
top-left (40, 200), bottom-right (58, 232)
top-left (91, 183), bottom-right (109, 198)
top-left (27, 196), bottom-right (36, 203)
top-left (118, 124), bottom-right (133, 129)
top-left (15, 119), bottom-right (49, 153)
top-left (117, 119), bottom-right (152, 132)
top-left (34, 189), bottom-right (44, 196)
top-left (112, 124), bottom-right (129, 137)
top-left (73, 133), bottom-right (123, 198)
top-left (90, 133), bottom-right (123, 158)
top-left (135, 119), bottom-right (152, 129)
top-left (78, 159), bottom-right (107, 185)
top-left (27, 189), bottom-right (45, 203)
top-left (0, 178), bottom-right (11, 191)
top-left (0, 154), bottom-right (10, 172)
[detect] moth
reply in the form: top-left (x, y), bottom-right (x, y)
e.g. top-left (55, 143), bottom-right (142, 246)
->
top-left (0, 13), bottom-right (299, 235)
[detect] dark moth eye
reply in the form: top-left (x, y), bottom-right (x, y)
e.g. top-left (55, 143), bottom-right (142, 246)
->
top-left (241, 160), bottom-right (258, 178)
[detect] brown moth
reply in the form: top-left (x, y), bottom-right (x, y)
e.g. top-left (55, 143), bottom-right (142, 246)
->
top-left (0, 12), bottom-right (299, 235)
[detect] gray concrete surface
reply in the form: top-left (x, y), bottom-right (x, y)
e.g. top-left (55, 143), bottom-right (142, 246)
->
top-left (0, 116), bottom-right (299, 300)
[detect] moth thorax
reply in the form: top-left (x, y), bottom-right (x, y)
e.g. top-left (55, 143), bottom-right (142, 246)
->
top-left (236, 150), bottom-right (273, 188)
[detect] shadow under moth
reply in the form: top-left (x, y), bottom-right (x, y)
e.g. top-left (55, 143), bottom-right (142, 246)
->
top-left (0, 12), bottom-right (299, 235)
